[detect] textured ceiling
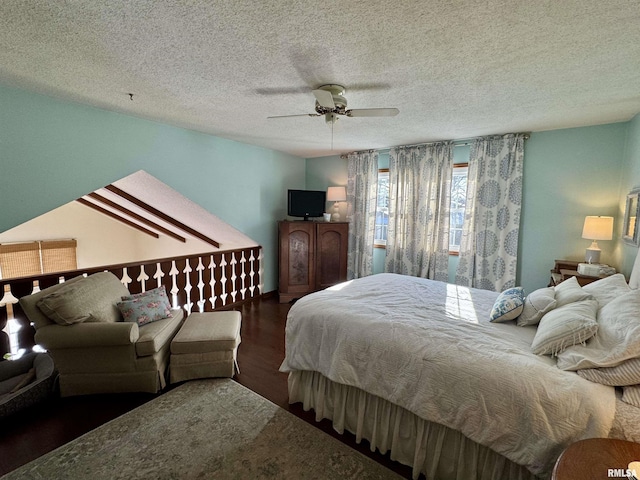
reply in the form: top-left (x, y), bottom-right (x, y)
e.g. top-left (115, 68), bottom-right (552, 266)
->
top-left (1, 1), bottom-right (639, 158)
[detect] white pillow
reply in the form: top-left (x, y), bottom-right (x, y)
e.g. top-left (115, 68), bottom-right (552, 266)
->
top-left (556, 290), bottom-right (640, 370)
top-left (553, 276), bottom-right (593, 307)
top-left (531, 299), bottom-right (598, 356)
top-left (582, 273), bottom-right (630, 308)
top-left (517, 287), bottom-right (556, 326)
top-left (489, 287), bottom-right (525, 322)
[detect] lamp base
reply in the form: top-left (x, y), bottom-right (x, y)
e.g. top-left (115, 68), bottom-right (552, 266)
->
top-left (585, 248), bottom-right (601, 264)
top-left (331, 202), bottom-right (341, 222)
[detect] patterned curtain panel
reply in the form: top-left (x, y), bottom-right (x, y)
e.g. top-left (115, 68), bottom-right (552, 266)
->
top-left (346, 150), bottom-right (379, 279)
top-left (384, 142), bottom-right (454, 280)
top-left (455, 134), bottom-right (525, 291)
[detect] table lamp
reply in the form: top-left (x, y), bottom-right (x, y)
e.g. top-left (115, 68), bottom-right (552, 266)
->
top-left (581, 216), bottom-right (614, 264)
top-left (327, 186), bottom-right (346, 222)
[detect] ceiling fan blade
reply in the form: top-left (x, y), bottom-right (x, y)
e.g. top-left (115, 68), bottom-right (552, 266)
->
top-left (267, 113), bottom-right (321, 119)
top-left (312, 89), bottom-right (335, 109)
top-left (346, 108), bottom-right (400, 117)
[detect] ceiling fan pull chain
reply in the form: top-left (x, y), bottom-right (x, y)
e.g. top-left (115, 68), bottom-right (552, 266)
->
top-left (331, 120), bottom-right (334, 151)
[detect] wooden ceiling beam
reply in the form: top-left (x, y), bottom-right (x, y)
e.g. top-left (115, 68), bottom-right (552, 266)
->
top-left (87, 192), bottom-right (186, 243)
top-left (76, 198), bottom-right (159, 238)
top-left (105, 185), bottom-right (221, 249)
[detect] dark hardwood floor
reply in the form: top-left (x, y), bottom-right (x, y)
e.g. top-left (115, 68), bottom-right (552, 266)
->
top-left (0, 295), bottom-right (413, 478)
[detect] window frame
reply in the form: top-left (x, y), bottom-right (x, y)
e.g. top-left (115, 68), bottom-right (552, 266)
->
top-left (374, 168), bottom-right (389, 249)
top-left (372, 164), bottom-right (468, 254)
top-left (448, 163), bottom-right (468, 255)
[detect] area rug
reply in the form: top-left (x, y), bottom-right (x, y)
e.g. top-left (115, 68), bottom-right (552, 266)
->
top-left (2, 379), bottom-right (402, 479)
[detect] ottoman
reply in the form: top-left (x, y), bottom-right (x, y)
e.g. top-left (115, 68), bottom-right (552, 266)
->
top-left (170, 311), bottom-right (241, 384)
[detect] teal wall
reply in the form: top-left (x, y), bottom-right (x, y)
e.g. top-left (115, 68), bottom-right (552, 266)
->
top-left (617, 114), bottom-right (640, 275)
top-left (519, 124), bottom-right (627, 294)
top-left (3, 82), bottom-right (635, 296)
top-left (0, 84), bottom-right (306, 293)
top-left (306, 123), bottom-right (630, 295)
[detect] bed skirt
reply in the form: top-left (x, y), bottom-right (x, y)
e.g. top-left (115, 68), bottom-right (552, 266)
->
top-left (288, 370), bottom-right (541, 480)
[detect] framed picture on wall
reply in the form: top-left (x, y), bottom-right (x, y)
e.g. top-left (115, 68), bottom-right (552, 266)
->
top-left (623, 188), bottom-right (640, 246)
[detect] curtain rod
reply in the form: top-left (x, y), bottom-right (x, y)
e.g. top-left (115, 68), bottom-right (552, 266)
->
top-left (340, 132), bottom-right (531, 159)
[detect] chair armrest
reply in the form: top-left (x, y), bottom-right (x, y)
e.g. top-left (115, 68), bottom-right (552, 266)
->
top-left (35, 322), bottom-right (139, 349)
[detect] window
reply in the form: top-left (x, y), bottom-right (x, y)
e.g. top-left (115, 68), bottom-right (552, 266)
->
top-left (449, 164), bottom-right (468, 254)
top-left (374, 169), bottom-right (389, 247)
top-left (0, 239), bottom-right (77, 279)
top-left (374, 166), bottom-right (468, 251)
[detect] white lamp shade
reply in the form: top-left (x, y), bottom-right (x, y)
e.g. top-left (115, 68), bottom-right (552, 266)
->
top-left (327, 186), bottom-right (346, 202)
top-left (582, 216), bottom-right (614, 240)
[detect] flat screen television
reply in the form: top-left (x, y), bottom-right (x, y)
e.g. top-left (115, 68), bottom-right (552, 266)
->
top-left (287, 189), bottom-right (326, 220)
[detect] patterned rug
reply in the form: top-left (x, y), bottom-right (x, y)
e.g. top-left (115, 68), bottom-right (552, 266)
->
top-left (2, 379), bottom-right (402, 479)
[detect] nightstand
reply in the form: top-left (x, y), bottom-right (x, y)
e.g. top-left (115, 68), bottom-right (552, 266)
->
top-left (552, 438), bottom-right (640, 480)
top-left (549, 259), bottom-right (606, 287)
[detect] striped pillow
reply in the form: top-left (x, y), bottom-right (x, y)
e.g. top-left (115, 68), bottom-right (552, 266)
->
top-left (531, 299), bottom-right (598, 356)
top-left (577, 357), bottom-right (640, 386)
top-left (622, 385), bottom-right (640, 407)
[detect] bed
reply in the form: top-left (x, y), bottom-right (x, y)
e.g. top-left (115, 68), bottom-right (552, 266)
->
top-left (280, 268), bottom-right (640, 480)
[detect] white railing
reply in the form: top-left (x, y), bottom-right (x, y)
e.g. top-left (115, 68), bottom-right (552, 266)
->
top-left (0, 246), bottom-right (262, 357)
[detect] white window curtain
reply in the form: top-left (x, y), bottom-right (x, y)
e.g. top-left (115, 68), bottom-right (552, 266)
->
top-left (455, 134), bottom-right (525, 291)
top-left (346, 150), bottom-right (379, 279)
top-left (384, 142), bottom-right (454, 280)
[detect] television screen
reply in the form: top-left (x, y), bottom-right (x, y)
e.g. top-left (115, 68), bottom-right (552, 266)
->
top-left (287, 189), bottom-right (326, 220)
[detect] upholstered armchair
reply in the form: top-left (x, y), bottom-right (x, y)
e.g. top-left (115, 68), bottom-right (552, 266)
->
top-left (19, 272), bottom-right (184, 397)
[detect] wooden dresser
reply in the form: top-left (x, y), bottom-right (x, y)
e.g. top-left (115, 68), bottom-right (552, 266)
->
top-left (278, 221), bottom-right (348, 303)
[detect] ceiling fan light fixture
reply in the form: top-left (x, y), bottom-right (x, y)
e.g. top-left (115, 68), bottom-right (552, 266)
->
top-left (325, 113), bottom-right (339, 125)
top-left (268, 83), bottom-right (399, 122)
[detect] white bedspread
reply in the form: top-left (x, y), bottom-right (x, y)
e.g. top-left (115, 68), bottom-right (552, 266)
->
top-left (280, 273), bottom-right (616, 477)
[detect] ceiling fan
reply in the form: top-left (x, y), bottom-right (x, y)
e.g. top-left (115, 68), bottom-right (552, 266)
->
top-left (268, 84), bottom-right (399, 124)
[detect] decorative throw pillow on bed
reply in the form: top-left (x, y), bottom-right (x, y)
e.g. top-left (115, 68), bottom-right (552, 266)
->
top-left (582, 273), bottom-right (630, 308)
top-left (117, 286), bottom-right (172, 326)
top-left (531, 299), bottom-right (598, 356)
top-left (553, 276), bottom-right (593, 308)
top-left (577, 357), bottom-right (640, 386)
top-left (489, 287), bottom-right (525, 322)
top-left (556, 290), bottom-right (640, 371)
top-left (517, 287), bottom-right (557, 326)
